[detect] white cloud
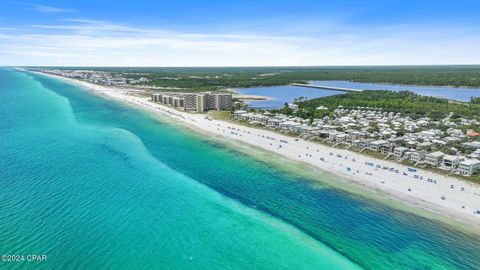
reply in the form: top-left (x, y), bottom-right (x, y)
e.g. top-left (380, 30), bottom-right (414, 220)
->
top-left (32, 4), bottom-right (76, 14)
top-left (1, 19), bottom-right (479, 66)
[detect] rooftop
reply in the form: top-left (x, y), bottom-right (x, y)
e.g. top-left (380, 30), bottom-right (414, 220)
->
top-left (460, 159), bottom-right (480, 166)
top-left (427, 151), bottom-right (445, 157)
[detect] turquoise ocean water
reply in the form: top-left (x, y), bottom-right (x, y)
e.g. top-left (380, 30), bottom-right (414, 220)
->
top-left (1, 68), bottom-right (480, 269)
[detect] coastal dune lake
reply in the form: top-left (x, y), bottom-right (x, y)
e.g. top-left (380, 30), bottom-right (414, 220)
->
top-left (238, 80), bottom-right (480, 109)
top-left (2, 68), bottom-right (480, 269)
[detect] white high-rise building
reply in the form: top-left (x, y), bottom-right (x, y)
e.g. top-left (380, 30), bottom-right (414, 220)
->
top-left (207, 93), bottom-right (233, 111)
top-left (184, 92), bottom-right (231, 112)
top-left (151, 93), bottom-right (162, 102)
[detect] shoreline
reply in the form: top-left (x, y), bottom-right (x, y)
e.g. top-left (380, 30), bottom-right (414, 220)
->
top-left (225, 88), bottom-right (271, 101)
top-left (329, 79), bottom-right (480, 90)
top-left (28, 70), bottom-right (480, 228)
top-left (234, 94), bottom-right (270, 101)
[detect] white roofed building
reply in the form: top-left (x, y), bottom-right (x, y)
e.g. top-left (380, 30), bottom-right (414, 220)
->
top-left (425, 151), bottom-right (445, 166)
top-left (442, 155), bottom-right (465, 170)
top-left (393, 146), bottom-right (408, 157)
top-left (458, 159), bottom-right (480, 176)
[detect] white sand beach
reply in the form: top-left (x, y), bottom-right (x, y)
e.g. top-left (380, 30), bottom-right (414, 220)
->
top-left (233, 94), bottom-right (269, 100)
top-left (36, 72), bottom-right (480, 225)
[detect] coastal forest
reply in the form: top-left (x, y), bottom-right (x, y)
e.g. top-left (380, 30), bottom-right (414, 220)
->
top-left (283, 90), bottom-right (480, 121)
top-left (73, 65), bottom-right (480, 91)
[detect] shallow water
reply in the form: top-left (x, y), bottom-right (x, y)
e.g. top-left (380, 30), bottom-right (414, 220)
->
top-left (1, 68), bottom-right (480, 269)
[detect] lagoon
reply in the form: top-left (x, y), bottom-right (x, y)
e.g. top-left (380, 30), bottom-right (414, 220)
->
top-left (237, 80), bottom-right (480, 109)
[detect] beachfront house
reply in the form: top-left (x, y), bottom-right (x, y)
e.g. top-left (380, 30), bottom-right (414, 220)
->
top-left (267, 118), bottom-right (282, 128)
top-left (280, 121), bottom-right (301, 132)
top-left (327, 130), bottom-right (342, 141)
top-left (234, 110), bottom-right (247, 118)
top-left (380, 143), bottom-right (394, 154)
top-left (369, 140), bottom-right (387, 151)
top-left (335, 133), bottom-right (347, 142)
top-left (425, 151), bottom-right (445, 166)
top-left (239, 113), bottom-right (269, 124)
top-left (253, 114), bottom-right (269, 124)
top-left (410, 151), bottom-right (426, 163)
top-left (458, 159), bottom-right (480, 176)
top-left (318, 129), bottom-right (331, 138)
top-left (348, 130), bottom-right (367, 142)
top-left (357, 139), bottom-right (374, 149)
top-left (403, 151), bottom-right (413, 160)
top-left (442, 155), bottom-right (465, 170)
top-left (393, 146), bottom-right (408, 157)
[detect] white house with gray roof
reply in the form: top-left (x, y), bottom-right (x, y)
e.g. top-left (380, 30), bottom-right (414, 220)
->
top-left (458, 159), bottom-right (480, 176)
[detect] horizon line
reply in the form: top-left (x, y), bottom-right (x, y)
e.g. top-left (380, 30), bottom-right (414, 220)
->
top-left (5, 64), bottom-right (480, 68)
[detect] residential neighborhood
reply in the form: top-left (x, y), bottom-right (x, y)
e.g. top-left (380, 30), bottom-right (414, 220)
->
top-left (39, 69), bottom-right (151, 86)
top-left (234, 106), bottom-right (480, 177)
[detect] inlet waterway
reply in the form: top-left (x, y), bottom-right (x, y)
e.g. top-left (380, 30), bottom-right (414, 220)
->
top-left (237, 80), bottom-right (480, 108)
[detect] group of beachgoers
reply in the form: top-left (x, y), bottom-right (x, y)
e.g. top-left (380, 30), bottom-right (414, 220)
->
top-left (120, 93), bottom-right (480, 218)
top-left (206, 120), bottom-right (480, 217)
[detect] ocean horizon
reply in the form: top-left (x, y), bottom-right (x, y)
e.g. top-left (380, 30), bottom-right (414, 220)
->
top-left (1, 67), bottom-right (480, 269)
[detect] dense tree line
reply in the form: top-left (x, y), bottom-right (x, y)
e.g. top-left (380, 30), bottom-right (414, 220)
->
top-left (82, 65), bottom-right (480, 91)
top-left (272, 66), bottom-right (480, 87)
top-left (471, 97), bottom-right (480, 104)
top-left (292, 90), bottom-right (480, 120)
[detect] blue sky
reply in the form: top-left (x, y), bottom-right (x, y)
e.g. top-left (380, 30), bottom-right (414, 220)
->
top-left (1, 0), bottom-right (480, 66)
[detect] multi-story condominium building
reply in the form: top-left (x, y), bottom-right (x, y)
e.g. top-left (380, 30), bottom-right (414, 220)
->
top-left (151, 93), bottom-right (185, 109)
top-left (184, 93), bottom-right (209, 112)
top-left (184, 94), bottom-right (198, 111)
top-left (207, 93), bottom-right (233, 111)
top-left (183, 92), bottom-right (232, 112)
top-left (197, 93), bottom-right (208, 112)
top-left (152, 93), bottom-right (162, 102)
top-left (206, 94), bottom-right (216, 110)
top-left (171, 96), bottom-right (185, 108)
top-left (458, 159), bottom-right (480, 176)
top-left (162, 95), bottom-right (173, 105)
top-left (425, 151), bottom-right (445, 166)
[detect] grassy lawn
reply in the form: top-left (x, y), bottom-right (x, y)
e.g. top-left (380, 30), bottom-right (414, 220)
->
top-left (207, 110), bottom-right (234, 121)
